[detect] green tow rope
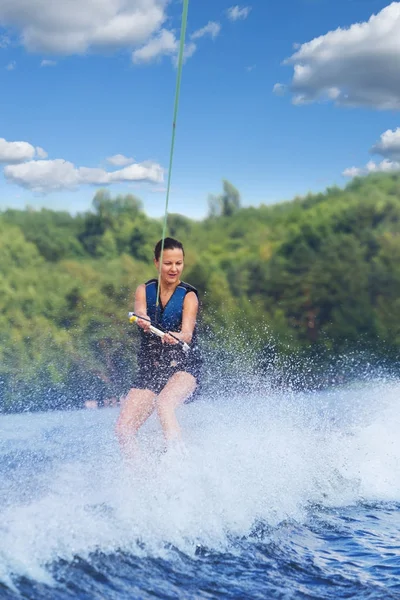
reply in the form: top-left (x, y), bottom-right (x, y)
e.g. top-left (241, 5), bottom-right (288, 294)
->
top-left (156, 0), bottom-right (190, 307)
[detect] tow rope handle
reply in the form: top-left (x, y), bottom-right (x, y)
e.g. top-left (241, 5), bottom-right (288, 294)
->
top-left (128, 312), bottom-right (190, 354)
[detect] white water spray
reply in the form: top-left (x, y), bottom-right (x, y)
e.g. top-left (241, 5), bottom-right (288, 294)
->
top-left (0, 378), bottom-right (399, 586)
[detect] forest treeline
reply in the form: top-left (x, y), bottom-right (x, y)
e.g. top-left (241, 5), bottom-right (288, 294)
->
top-left (1, 173), bottom-right (400, 412)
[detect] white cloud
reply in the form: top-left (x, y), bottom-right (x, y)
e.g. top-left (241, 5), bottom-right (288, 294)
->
top-left (6, 60), bottom-right (15, 70)
top-left (279, 2), bottom-right (400, 110)
top-left (343, 128), bottom-right (400, 178)
top-left (182, 41), bottom-right (196, 62)
top-left (132, 28), bottom-right (177, 64)
top-left (342, 166), bottom-right (365, 178)
top-left (366, 159), bottom-right (400, 173)
top-left (132, 26), bottom-right (199, 65)
top-left (4, 158), bottom-right (164, 192)
top-left (0, 1), bottom-right (219, 67)
top-left (40, 59), bottom-right (56, 67)
top-left (191, 21), bottom-right (221, 41)
top-left (35, 146), bottom-right (48, 159)
top-left (0, 136), bottom-right (163, 192)
top-left (273, 82), bottom-right (286, 96)
top-left (109, 161), bottom-right (163, 183)
top-left (343, 159), bottom-right (400, 178)
top-left (0, 0), bottom-right (167, 54)
top-left (0, 138), bottom-right (45, 163)
top-left (4, 159), bottom-right (81, 191)
top-left (370, 127), bottom-right (400, 161)
top-left (227, 5), bottom-right (252, 21)
top-left (0, 34), bottom-right (9, 48)
top-left (326, 87), bottom-right (341, 100)
top-left (107, 154), bottom-right (135, 167)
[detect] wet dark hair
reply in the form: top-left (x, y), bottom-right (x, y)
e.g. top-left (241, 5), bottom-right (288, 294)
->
top-left (154, 237), bottom-right (185, 261)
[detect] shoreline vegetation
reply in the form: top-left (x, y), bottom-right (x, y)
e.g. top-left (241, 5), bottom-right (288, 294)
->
top-left (1, 174), bottom-right (400, 413)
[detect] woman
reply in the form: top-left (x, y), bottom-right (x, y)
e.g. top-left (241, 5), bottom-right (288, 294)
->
top-left (116, 237), bottom-right (201, 456)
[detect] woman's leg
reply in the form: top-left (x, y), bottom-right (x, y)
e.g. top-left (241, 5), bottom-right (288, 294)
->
top-left (115, 388), bottom-right (156, 459)
top-left (156, 371), bottom-right (197, 443)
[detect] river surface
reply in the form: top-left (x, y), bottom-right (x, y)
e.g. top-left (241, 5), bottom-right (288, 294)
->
top-left (1, 379), bottom-right (399, 599)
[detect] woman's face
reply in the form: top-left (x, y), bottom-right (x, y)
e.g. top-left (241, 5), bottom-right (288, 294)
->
top-left (155, 247), bottom-right (184, 285)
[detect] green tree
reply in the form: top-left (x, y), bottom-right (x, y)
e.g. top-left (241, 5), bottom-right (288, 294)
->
top-left (208, 179), bottom-right (241, 217)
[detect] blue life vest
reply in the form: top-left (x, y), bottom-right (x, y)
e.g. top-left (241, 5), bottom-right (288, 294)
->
top-left (145, 279), bottom-right (199, 332)
top-left (138, 279), bottom-right (202, 379)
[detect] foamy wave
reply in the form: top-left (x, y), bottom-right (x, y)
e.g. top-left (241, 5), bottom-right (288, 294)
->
top-left (0, 379), bottom-right (399, 585)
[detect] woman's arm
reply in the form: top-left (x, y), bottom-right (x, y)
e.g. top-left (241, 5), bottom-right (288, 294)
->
top-left (133, 284), bottom-right (151, 331)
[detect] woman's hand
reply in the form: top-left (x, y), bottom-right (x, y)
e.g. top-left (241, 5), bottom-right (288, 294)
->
top-left (136, 316), bottom-right (151, 332)
top-left (162, 332), bottom-right (180, 345)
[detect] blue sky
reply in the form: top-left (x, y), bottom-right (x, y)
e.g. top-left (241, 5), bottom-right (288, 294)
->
top-left (1, 0), bottom-right (400, 219)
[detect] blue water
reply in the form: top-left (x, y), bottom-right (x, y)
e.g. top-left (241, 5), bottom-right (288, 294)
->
top-left (1, 379), bottom-right (399, 599)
